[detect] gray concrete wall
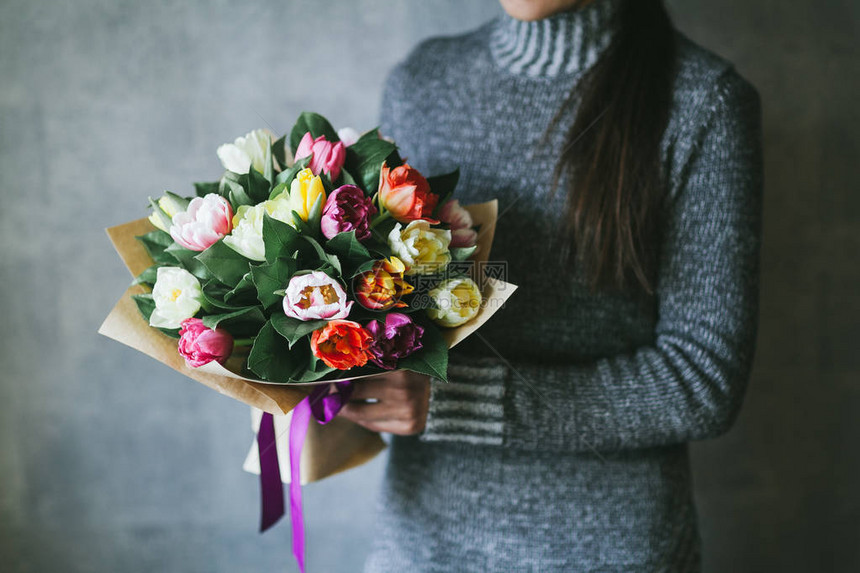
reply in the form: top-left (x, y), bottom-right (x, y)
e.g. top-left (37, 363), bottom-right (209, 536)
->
top-left (1, 1), bottom-right (856, 571)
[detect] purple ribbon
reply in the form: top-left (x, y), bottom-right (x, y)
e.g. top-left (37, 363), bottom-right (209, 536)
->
top-left (257, 381), bottom-right (354, 573)
top-left (257, 411), bottom-right (285, 532)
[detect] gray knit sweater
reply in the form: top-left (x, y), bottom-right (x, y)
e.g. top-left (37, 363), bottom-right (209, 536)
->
top-left (366, 1), bottom-right (762, 571)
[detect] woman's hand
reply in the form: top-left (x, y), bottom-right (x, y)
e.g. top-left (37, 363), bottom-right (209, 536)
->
top-left (339, 371), bottom-right (431, 435)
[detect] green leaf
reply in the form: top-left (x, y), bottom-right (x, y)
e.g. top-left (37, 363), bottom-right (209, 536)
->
top-left (219, 172), bottom-right (254, 209)
top-left (262, 214), bottom-right (301, 263)
top-left (368, 242), bottom-right (393, 259)
top-left (268, 181), bottom-right (288, 201)
top-left (165, 190), bottom-right (191, 206)
top-left (272, 135), bottom-right (288, 171)
top-left (164, 243), bottom-right (213, 280)
top-left (133, 265), bottom-right (159, 287)
top-left (398, 322), bottom-right (448, 381)
top-left (201, 290), bottom-right (238, 311)
top-left (289, 112), bottom-right (339, 153)
top-left (130, 292), bottom-right (178, 335)
top-left (200, 283), bottom-right (255, 312)
top-left (270, 314), bottom-right (327, 349)
top-left (194, 181), bottom-right (220, 198)
top-left (274, 155), bottom-right (312, 187)
top-left (195, 240), bottom-right (252, 286)
top-left (290, 211), bottom-right (316, 238)
top-left (223, 272), bottom-right (258, 305)
top-left (385, 147), bottom-right (403, 169)
top-left (306, 190), bottom-right (325, 230)
top-left (247, 321), bottom-right (308, 383)
top-left (428, 169), bottom-right (460, 217)
top-left (201, 306), bottom-right (266, 331)
top-left (343, 138), bottom-right (398, 194)
top-left (290, 363), bottom-right (336, 383)
top-left (350, 259), bottom-right (378, 278)
top-left (317, 172), bottom-right (335, 194)
top-left (247, 162), bottom-right (272, 203)
top-left (250, 258), bottom-right (296, 309)
top-left (136, 230), bottom-right (176, 265)
top-left (356, 128), bottom-right (381, 145)
top-left (131, 293), bottom-right (156, 322)
top-left (339, 169), bottom-right (357, 187)
top-left (326, 231), bottom-right (371, 266)
top-left (301, 235), bottom-right (341, 275)
top-left (450, 246), bottom-right (477, 261)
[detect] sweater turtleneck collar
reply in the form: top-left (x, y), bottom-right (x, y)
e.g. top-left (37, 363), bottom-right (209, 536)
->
top-left (489, 0), bottom-right (619, 78)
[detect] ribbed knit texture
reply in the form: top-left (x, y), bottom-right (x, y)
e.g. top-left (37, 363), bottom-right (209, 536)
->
top-left (366, 1), bottom-right (762, 571)
top-left (489, 0), bottom-right (615, 77)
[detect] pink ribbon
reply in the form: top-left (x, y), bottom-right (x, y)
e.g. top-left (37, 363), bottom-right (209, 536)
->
top-left (258, 381), bottom-right (354, 573)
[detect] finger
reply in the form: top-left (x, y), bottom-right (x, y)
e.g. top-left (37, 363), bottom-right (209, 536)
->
top-left (361, 419), bottom-right (421, 436)
top-left (347, 378), bottom-right (389, 401)
top-left (339, 409), bottom-right (422, 436)
top-left (340, 400), bottom-right (396, 422)
top-left (341, 399), bottom-right (421, 428)
top-left (341, 395), bottom-right (425, 427)
top-left (349, 378), bottom-right (410, 401)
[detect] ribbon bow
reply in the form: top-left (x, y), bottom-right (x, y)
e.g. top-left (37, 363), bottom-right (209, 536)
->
top-left (256, 381), bottom-right (354, 573)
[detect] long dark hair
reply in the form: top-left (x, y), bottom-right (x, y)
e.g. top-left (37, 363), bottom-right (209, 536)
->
top-left (551, 0), bottom-right (676, 295)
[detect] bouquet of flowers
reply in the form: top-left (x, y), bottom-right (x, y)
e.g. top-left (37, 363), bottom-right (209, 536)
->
top-left (113, 112), bottom-right (507, 384)
top-left (100, 112), bottom-right (516, 572)
top-left (100, 112), bottom-right (515, 471)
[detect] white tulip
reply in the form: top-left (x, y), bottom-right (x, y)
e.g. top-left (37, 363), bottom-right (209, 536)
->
top-left (148, 192), bottom-right (188, 232)
top-left (426, 278), bottom-right (483, 327)
top-left (223, 194), bottom-right (295, 261)
top-left (150, 267), bottom-right (203, 329)
top-left (388, 220), bottom-right (451, 276)
top-left (336, 127), bottom-right (360, 147)
top-left (223, 203), bottom-right (267, 261)
top-left (216, 129), bottom-right (274, 174)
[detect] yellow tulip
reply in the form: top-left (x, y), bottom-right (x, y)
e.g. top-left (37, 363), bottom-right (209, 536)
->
top-left (288, 168), bottom-right (326, 222)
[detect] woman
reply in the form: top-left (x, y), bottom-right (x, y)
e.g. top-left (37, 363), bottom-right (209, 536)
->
top-left (339, 0), bottom-right (762, 570)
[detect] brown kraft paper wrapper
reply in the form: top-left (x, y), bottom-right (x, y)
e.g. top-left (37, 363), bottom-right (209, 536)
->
top-left (99, 200), bottom-right (516, 483)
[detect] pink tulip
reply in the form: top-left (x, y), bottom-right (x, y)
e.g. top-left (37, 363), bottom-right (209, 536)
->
top-left (283, 271), bottom-right (353, 321)
top-left (439, 199), bottom-right (477, 248)
top-left (178, 318), bottom-right (234, 368)
top-left (294, 132), bottom-right (346, 181)
top-left (169, 194), bottom-right (233, 251)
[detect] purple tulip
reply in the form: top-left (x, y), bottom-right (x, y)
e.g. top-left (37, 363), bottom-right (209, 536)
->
top-left (320, 185), bottom-right (378, 241)
top-left (365, 313), bottom-right (424, 370)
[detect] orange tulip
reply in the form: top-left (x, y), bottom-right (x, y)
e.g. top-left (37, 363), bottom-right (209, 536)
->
top-left (377, 162), bottom-right (439, 223)
top-left (310, 320), bottom-right (374, 370)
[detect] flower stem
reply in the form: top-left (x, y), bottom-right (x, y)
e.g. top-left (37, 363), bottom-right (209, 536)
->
top-left (370, 210), bottom-right (391, 229)
top-left (233, 338), bottom-right (255, 347)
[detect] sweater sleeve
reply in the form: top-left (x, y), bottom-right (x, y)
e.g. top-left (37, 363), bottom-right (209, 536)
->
top-left (421, 71), bottom-right (764, 452)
